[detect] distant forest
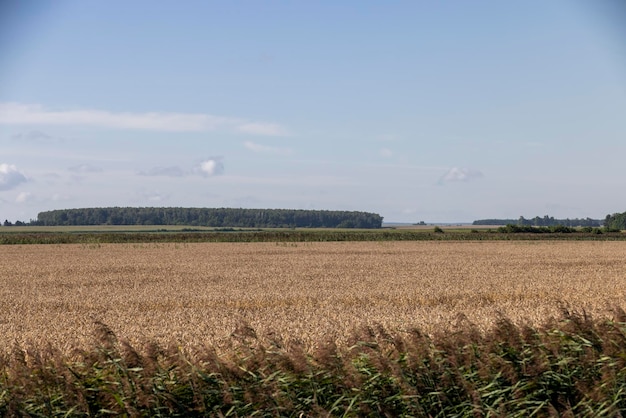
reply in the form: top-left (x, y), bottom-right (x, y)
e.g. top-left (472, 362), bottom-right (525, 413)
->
top-left (473, 216), bottom-right (603, 227)
top-left (33, 207), bottom-right (384, 229)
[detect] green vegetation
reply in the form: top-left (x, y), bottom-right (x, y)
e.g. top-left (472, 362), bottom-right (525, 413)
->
top-left (474, 215), bottom-right (602, 227)
top-left (1, 310), bottom-right (624, 416)
top-left (605, 212), bottom-right (626, 232)
top-left (32, 207), bottom-right (383, 228)
top-left (1, 227), bottom-right (625, 245)
top-left (497, 224), bottom-right (582, 234)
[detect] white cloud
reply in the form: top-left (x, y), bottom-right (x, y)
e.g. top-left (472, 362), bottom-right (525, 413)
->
top-left (16, 191), bottom-right (32, 203)
top-left (0, 102), bottom-right (289, 136)
top-left (244, 141), bottom-right (292, 156)
top-left (439, 167), bottom-right (484, 184)
top-left (0, 164), bottom-right (28, 191)
top-left (379, 148), bottom-right (393, 158)
top-left (196, 158), bottom-right (224, 177)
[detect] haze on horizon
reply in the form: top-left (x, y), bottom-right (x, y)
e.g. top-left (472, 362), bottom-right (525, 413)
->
top-left (1, 0), bottom-right (625, 224)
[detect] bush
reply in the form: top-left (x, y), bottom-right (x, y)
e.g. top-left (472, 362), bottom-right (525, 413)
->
top-left (549, 225), bottom-right (575, 233)
top-left (497, 224), bottom-right (577, 234)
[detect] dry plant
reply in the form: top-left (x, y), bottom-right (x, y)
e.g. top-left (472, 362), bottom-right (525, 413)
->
top-left (0, 241), bottom-right (625, 354)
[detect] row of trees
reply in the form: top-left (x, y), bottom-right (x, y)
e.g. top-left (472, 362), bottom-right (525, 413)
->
top-left (496, 224), bottom-right (586, 234)
top-left (33, 207), bottom-right (384, 228)
top-left (473, 216), bottom-right (603, 227)
top-left (604, 212), bottom-right (626, 231)
top-left (3, 220), bottom-right (28, 227)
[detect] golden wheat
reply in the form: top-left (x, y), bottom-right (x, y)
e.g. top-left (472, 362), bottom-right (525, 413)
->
top-left (1, 241), bottom-right (624, 353)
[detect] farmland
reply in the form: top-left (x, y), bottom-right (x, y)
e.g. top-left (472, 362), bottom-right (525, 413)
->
top-left (1, 241), bottom-right (624, 352)
top-left (1, 240), bottom-right (626, 415)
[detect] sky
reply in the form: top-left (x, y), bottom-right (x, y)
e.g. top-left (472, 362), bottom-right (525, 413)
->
top-left (1, 1), bottom-right (625, 223)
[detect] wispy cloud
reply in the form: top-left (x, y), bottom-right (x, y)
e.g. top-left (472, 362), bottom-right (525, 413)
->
top-left (11, 130), bottom-right (64, 143)
top-left (139, 190), bottom-right (170, 203)
top-left (244, 141), bottom-right (292, 156)
top-left (139, 160), bottom-right (226, 178)
top-left (237, 123), bottom-right (288, 136)
top-left (379, 148), bottom-right (393, 158)
top-left (16, 191), bottom-right (32, 203)
top-left (0, 164), bottom-right (28, 191)
top-left (138, 166), bottom-right (186, 177)
top-left (438, 167), bottom-right (484, 184)
top-left (68, 164), bottom-right (103, 174)
top-left (216, 174), bottom-right (355, 187)
top-left (0, 102), bottom-right (289, 136)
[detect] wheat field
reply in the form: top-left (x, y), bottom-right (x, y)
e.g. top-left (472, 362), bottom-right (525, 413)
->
top-left (1, 241), bottom-right (624, 353)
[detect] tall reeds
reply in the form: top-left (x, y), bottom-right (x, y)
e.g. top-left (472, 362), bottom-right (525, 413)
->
top-left (1, 310), bottom-right (624, 416)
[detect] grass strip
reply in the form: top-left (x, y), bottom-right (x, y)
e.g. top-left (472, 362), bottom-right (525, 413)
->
top-left (1, 229), bottom-right (625, 244)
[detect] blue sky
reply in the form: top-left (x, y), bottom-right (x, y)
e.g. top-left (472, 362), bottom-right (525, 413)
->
top-left (1, 0), bottom-right (625, 223)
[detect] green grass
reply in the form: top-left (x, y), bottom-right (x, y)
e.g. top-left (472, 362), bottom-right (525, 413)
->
top-left (1, 309), bottom-right (624, 416)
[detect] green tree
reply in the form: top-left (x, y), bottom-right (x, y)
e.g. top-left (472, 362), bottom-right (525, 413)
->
top-left (604, 212), bottom-right (626, 231)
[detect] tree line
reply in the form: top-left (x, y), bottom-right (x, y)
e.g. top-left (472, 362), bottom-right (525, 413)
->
top-left (604, 212), bottom-right (626, 231)
top-left (473, 216), bottom-right (603, 227)
top-left (30, 207), bottom-right (384, 228)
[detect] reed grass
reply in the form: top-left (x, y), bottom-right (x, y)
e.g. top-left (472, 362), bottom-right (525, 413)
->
top-left (1, 310), bottom-right (624, 416)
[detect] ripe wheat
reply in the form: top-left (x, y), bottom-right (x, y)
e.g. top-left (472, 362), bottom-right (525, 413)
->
top-left (1, 241), bottom-right (624, 353)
